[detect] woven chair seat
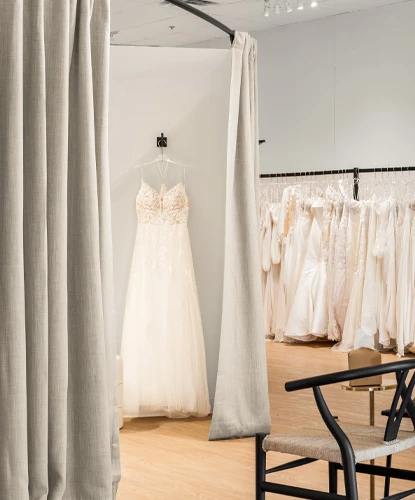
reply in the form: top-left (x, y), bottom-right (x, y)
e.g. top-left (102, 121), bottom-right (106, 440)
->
top-left (263, 422), bottom-right (415, 464)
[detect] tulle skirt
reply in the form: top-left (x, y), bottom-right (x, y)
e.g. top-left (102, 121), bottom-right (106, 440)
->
top-left (121, 222), bottom-right (211, 418)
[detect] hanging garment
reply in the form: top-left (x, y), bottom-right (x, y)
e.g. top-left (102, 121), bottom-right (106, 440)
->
top-left (266, 203), bottom-right (282, 340)
top-left (121, 168), bottom-right (210, 418)
top-left (311, 196), bottom-right (333, 337)
top-left (285, 199), bottom-right (325, 341)
top-left (271, 203), bottom-right (281, 266)
top-left (285, 198), bottom-right (313, 314)
top-left (273, 241), bottom-right (289, 342)
top-left (396, 204), bottom-right (415, 356)
top-left (361, 201), bottom-right (378, 338)
top-left (327, 191), bottom-right (343, 340)
top-left (332, 200), bottom-right (350, 332)
top-left (335, 202), bottom-right (368, 352)
top-left (374, 199), bottom-right (392, 346)
top-left (384, 201), bottom-right (397, 341)
top-left (262, 208), bottom-right (274, 337)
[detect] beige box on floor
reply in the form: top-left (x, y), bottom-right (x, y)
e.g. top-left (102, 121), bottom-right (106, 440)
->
top-left (348, 347), bottom-right (382, 387)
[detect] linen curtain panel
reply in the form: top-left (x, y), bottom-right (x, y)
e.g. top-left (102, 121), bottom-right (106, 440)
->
top-left (209, 32), bottom-right (271, 440)
top-left (0, 1), bottom-right (120, 498)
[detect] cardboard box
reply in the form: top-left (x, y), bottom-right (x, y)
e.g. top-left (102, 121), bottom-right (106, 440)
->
top-left (348, 347), bottom-right (382, 387)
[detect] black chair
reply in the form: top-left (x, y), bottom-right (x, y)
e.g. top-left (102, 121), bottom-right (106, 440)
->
top-left (381, 395), bottom-right (415, 497)
top-left (256, 359), bottom-right (415, 499)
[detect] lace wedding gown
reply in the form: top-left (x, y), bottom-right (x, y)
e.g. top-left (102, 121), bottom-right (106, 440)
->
top-left (121, 168), bottom-right (211, 418)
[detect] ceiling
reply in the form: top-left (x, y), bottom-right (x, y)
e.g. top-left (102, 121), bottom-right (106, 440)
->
top-left (110, 0), bottom-right (409, 47)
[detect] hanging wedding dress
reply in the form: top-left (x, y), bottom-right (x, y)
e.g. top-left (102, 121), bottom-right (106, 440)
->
top-left (384, 201), bottom-right (397, 342)
top-left (121, 166), bottom-right (211, 418)
top-left (374, 199), bottom-right (392, 347)
top-left (327, 189), bottom-right (343, 340)
top-left (335, 202), bottom-right (368, 352)
top-left (332, 197), bottom-right (350, 332)
top-left (396, 203), bottom-right (415, 356)
top-left (262, 207), bottom-right (274, 338)
top-left (286, 197), bottom-right (313, 314)
top-left (361, 200), bottom-right (378, 338)
top-left (285, 198), bottom-right (325, 341)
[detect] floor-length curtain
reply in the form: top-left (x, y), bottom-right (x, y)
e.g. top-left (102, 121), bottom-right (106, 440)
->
top-left (209, 32), bottom-right (271, 440)
top-left (0, 1), bottom-right (121, 498)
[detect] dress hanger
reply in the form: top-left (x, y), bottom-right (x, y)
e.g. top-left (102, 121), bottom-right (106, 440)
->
top-left (132, 147), bottom-right (191, 170)
top-left (132, 132), bottom-right (192, 172)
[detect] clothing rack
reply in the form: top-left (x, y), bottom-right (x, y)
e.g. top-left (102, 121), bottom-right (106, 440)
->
top-left (260, 166), bottom-right (415, 201)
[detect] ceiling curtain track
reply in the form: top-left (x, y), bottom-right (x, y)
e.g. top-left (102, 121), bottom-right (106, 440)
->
top-left (165, 0), bottom-right (235, 43)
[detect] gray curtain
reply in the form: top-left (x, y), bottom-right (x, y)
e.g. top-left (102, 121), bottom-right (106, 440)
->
top-left (209, 32), bottom-right (271, 441)
top-left (0, 1), bottom-right (121, 498)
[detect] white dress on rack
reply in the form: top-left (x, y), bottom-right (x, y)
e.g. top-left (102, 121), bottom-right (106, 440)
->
top-left (285, 199), bottom-right (325, 341)
top-left (327, 190), bottom-right (343, 341)
top-left (336, 202), bottom-right (368, 352)
top-left (396, 203), bottom-right (415, 356)
top-left (121, 168), bottom-right (211, 418)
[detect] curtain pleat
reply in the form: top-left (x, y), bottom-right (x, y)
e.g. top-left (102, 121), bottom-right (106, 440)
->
top-left (0, 1), bottom-right (121, 498)
top-left (209, 32), bottom-right (271, 441)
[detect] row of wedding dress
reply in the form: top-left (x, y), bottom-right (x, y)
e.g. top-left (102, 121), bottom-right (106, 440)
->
top-left (260, 179), bottom-right (415, 356)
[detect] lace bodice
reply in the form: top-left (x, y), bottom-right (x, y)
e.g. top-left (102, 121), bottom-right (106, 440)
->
top-left (136, 181), bottom-right (189, 225)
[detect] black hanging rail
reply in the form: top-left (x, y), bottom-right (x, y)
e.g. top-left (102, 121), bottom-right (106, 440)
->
top-left (165, 0), bottom-right (235, 42)
top-left (260, 166), bottom-right (415, 201)
top-left (260, 165), bottom-right (415, 179)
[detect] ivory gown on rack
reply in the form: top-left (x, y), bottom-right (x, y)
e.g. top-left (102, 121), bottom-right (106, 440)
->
top-left (121, 168), bottom-right (211, 418)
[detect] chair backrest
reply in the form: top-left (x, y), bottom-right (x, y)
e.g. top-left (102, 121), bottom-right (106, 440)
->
top-left (284, 359), bottom-right (415, 442)
top-left (384, 369), bottom-right (415, 442)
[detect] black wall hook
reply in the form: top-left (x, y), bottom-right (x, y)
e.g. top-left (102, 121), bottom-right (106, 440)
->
top-left (157, 133), bottom-right (167, 148)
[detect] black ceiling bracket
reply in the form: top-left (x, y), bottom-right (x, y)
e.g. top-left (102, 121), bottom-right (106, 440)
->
top-left (164, 0), bottom-right (235, 43)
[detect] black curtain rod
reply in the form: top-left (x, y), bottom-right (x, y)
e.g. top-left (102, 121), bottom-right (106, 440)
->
top-left (260, 166), bottom-right (415, 179)
top-left (260, 168), bottom-right (354, 178)
top-left (165, 0), bottom-right (235, 42)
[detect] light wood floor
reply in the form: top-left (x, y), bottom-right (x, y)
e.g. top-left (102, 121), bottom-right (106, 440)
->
top-left (118, 342), bottom-right (415, 499)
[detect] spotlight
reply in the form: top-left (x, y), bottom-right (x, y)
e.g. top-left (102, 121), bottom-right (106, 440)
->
top-left (275, 1), bottom-right (280, 13)
top-left (286, 1), bottom-right (292, 12)
top-left (297, 0), bottom-right (304, 9)
top-left (311, 0), bottom-right (318, 6)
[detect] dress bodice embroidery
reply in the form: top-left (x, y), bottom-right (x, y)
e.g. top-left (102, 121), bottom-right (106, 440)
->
top-left (136, 181), bottom-right (189, 225)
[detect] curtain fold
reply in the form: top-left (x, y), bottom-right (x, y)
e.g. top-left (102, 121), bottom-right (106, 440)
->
top-left (0, 1), bottom-right (121, 498)
top-left (209, 32), bottom-right (271, 441)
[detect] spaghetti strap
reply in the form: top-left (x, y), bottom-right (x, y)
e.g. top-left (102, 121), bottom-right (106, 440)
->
top-left (155, 160), bottom-right (164, 182)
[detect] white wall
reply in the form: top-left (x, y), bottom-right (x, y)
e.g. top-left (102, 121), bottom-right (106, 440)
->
top-left (188, 1), bottom-right (415, 173)
top-left (109, 46), bottom-right (231, 402)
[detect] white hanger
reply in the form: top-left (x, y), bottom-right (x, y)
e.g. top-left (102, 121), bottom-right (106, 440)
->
top-left (132, 150), bottom-right (191, 171)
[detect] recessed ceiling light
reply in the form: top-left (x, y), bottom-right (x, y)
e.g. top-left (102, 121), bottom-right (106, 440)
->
top-left (311, 0), bottom-right (318, 6)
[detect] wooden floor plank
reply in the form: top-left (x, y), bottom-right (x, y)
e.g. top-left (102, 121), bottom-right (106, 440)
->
top-left (118, 342), bottom-right (415, 499)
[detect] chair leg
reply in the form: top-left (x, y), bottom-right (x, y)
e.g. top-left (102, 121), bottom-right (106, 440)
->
top-left (256, 434), bottom-right (266, 500)
top-left (384, 455), bottom-right (392, 498)
top-left (343, 461), bottom-right (358, 500)
top-left (329, 462), bottom-right (338, 494)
